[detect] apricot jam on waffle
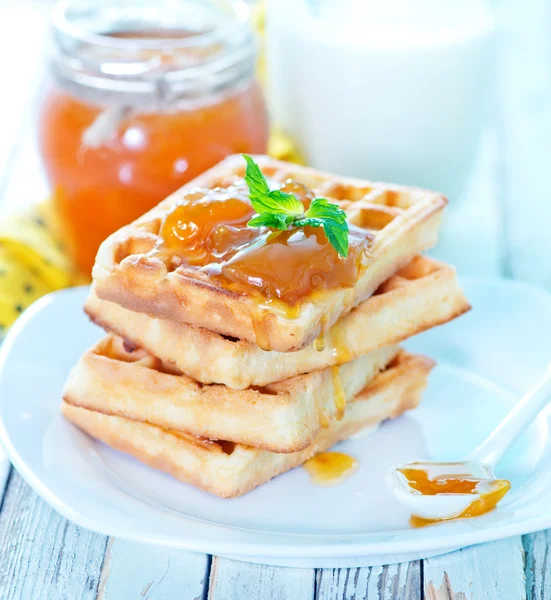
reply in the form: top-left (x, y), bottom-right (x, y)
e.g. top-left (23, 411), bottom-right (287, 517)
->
top-left (159, 182), bottom-right (372, 307)
top-left (92, 155), bottom-right (448, 351)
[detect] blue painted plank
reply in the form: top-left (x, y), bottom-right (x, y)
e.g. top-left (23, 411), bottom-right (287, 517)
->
top-left (100, 539), bottom-right (209, 600)
top-left (316, 561), bottom-right (421, 599)
top-left (0, 472), bottom-right (108, 600)
top-left (423, 537), bottom-right (526, 600)
top-left (208, 557), bottom-right (315, 600)
top-left (523, 530), bottom-right (551, 600)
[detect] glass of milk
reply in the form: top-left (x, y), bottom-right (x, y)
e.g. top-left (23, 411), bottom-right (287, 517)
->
top-left (266, 0), bottom-right (496, 200)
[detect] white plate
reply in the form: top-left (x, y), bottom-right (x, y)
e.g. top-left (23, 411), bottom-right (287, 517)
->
top-left (0, 279), bottom-right (551, 568)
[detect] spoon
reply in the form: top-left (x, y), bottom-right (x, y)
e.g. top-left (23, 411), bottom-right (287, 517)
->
top-left (388, 366), bottom-right (551, 524)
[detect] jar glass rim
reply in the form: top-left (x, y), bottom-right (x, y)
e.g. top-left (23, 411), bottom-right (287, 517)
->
top-left (51, 0), bottom-right (252, 51)
top-left (49, 0), bottom-right (258, 101)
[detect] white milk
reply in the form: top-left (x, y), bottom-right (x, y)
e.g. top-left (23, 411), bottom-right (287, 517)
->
top-left (266, 0), bottom-right (496, 198)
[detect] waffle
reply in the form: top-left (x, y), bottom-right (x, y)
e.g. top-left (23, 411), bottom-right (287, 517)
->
top-left (63, 336), bottom-right (399, 453)
top-left (86, 256), bottom-right (469, 389)
top-left (62, 351), bottom-right (433, 498)
top-left (92, 155), bottom-right (447, 352)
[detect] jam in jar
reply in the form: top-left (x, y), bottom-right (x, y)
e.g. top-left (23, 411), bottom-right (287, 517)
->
top-left (39, 0), bottom-right (268, 273)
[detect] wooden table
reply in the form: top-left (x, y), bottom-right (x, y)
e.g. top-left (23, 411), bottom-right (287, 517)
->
top-left (1, 1), bottom-right (550, 598)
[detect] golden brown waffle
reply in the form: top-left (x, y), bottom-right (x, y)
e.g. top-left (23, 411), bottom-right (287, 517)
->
top-left (92, 155), bottom-right (447, 352)
top-left (63, 336), bottom-right (399, 453)
top-left (62, 351), bottom-right (433, 498)
top-left (86, 256), bottom-right (469, 389)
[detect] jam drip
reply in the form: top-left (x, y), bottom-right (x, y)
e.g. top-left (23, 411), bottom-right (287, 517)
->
top-left (331, 366), bottom-right (346, 420)
top-left (159, 183), bottom-right (372, 307)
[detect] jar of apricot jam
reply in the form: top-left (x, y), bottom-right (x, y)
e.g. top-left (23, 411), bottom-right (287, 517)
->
top-left (39, 0), bottom-right (269, 273)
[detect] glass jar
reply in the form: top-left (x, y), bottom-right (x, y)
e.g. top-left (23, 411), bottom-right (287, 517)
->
top-left (39, 0), bottom-right (269, 274)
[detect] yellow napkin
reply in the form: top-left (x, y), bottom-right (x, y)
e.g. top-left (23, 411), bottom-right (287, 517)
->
top-left (0, 202), bottom-right (85, 333)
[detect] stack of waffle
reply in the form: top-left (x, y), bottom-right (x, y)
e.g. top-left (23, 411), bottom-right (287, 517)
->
top-left (62, 156), bottom-right (469, 498)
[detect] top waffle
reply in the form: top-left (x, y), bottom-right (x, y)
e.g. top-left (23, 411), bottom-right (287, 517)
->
top-left (86, 256), bottom-right (469, 389)
top-left (92, 155), bottom-right (447, 352)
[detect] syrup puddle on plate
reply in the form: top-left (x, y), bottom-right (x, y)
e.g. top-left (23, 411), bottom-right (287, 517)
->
top-left (304, 452), bottom-right (358, 485)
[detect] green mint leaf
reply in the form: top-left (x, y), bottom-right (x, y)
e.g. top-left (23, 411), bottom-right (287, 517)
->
top-left (295, 215), bottom-right (349, 257)
top-left (247, 213), bottom-right (292, 230)
top-left (261, 190), bottom-right (304, 216)
top-left (304, 198), bottom-right (347, 225)
top-left (303, 198), bottom-right (349, 257)
top-left (242, 154), bottom-right (304, 217)
top-left (241, 156), bottom-right (350, 257)
top-left (243, 154), bottom-right (270, 200)
top-left (248, 188), bottom-right (303, 217)
top-left (322, 219), bottom-right (349, 258)
top-left (293, 217), bottom-right (324, 228)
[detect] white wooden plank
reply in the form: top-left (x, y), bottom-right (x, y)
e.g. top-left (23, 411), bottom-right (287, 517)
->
top-left (99, 539), bottom-right (209, 600)
top-left (423, 537), bottom-right (526, 600)
top-left (208, 557), bottom-right (315, 600)
top-left (315, 561), bottom-right (421, 600)
top-left (523, 530), bottom-right (551, 600)
top-left (0, 471), bottom-right (108, 600)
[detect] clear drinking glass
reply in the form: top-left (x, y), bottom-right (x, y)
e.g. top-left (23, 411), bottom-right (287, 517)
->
top-left (267, 0), bottom-right (496, 200)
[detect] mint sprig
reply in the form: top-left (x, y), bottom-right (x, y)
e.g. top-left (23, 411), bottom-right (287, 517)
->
top-left (242, 155), bottom-right (349, 257)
